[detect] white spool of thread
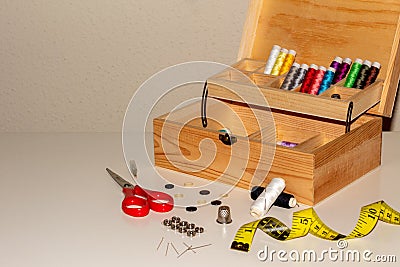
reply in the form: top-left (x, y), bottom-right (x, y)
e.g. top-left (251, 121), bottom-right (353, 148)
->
top-left (264, 45), bottom-right (281, 74)
top-left (250, 178), bottom-right (286, 218)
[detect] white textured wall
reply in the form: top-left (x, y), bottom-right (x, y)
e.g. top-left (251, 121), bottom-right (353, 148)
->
top-left (0, 0), bottom-right (247, 132)
top-left (0, 0), bottom-right (399, 132)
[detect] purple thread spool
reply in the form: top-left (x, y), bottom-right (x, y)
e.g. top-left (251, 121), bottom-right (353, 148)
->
top-left (330, 56), bottom-right (342, 72)
top-left (277, 141), bottom-right (298, 148)
top-left (333, 57), bottom-right (352, 84)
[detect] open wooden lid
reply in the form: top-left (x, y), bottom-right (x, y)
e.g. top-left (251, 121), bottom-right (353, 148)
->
top-left (238, 0), bottom-right (400, 117)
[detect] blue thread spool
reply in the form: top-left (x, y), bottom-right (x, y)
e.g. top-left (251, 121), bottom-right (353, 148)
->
top-left (318, 67), bottom-right (336, 94)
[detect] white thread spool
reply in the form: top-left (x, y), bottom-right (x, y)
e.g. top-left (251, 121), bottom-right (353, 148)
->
top-left (250, 178), bottom-right (286, 218)
top-left (264, 45), bottom-right (281, 74)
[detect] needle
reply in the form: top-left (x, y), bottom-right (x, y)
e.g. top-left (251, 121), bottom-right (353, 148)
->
top-left (183, 242), bottom-right (196, 253)
top-left (177, 246), bottom-right (192, 258)
top-left (165, 242), bottom-right (170, 256)
top-left (191, 243), bottom-right (212, 250)
top-left (156, 237), bottom-right (164, 251)
top-left (170, 242), bottom-right (179, 255)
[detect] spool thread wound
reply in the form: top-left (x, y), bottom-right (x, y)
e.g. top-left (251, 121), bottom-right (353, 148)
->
top-left (250, 178), bottom-right (286, 218)
top-left (264, 45), bottom-right (281, 74)
top-left (318, 67), bottom-right (336, 94)
top-left (364, 62), bottom-right (381, 88)
top-left (279, 50), bottom-right (296, 75)
top-left (280, 62), bottom-right (300, 90)
top-left (300, 64), bottom-right (318, 93)
top-left (344, 58), bottom-right (363, 88)
top-left (271, 48), bottom-right (288, 75)
top-left (333, 57), bottom-right (352, 84)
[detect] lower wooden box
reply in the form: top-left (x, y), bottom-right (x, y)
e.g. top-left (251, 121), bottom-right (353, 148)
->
top-left (153, 100), bottom-right (382, 205)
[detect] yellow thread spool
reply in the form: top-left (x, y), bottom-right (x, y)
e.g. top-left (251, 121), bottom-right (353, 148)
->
top-left (279, 50), bottom-right (296, 75)
top-left (271, 48), bottom-right (288, 75)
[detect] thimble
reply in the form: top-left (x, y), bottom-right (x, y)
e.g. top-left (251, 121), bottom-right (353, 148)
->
top-left (216, 205), bottom-right (232, 224)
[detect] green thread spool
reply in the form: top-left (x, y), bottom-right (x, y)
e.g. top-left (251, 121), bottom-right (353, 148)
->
top-left (344, 58), bottom-right (363, 88)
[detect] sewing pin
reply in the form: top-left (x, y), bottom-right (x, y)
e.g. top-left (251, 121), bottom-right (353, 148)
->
top-left (156, 237), bottom-right (164, 251)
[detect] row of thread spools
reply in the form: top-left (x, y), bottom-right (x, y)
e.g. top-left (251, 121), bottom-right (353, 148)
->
top-left (264, 45), bottom-right (381, 96)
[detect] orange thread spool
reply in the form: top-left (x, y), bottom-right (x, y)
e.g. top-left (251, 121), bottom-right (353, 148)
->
top-left (279, 50), bottom-right (296, 75)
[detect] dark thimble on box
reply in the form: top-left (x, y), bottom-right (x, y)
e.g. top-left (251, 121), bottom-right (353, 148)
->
top-left (216, 205), bottom-right (232, 224)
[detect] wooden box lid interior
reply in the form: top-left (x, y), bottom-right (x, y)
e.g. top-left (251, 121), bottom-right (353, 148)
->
top-left (237, 0), bottom-right (400, 117)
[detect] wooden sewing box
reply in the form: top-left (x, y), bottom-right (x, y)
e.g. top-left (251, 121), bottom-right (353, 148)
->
top-left (153, 0), bottom-right (400, 205)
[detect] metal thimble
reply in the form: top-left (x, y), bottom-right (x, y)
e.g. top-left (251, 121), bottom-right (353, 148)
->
top-left (216, 205), bottom-right (232, 224)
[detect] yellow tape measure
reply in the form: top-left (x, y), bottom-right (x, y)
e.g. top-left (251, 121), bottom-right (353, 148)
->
top-left (231, 201), bottom-right (400, 252)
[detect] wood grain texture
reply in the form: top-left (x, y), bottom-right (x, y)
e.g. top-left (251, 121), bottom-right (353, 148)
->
top-left (262, 146), bottom-right (314, 205)
top-left (207, 78), bottom-right (352, 121)
top-left (236, 0), bottom-right (400, 118)
top-left (347, 80), bottom-right (383, 119)
top-left (319, 86), bottom-right (359, 100)
top-left (313, 116), bottom-right (382, 168)
top-left (153, 101), bottom-right (382, 205)
top-left (313, 117), bottom-right (382, 203)
top-left (153, 118), bottom-right (273, 190)
top-left (237, 0), bottom-right (264, 60)
top-left (209, 57), bottom-right (389, 121)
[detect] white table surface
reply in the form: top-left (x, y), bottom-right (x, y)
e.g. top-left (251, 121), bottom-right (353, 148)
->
top-left (0, 132), bottom-right (399, 267)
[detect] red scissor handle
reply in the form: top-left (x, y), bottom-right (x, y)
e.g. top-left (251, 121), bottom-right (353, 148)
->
top-left (121, 186), bottom-right (174, 217)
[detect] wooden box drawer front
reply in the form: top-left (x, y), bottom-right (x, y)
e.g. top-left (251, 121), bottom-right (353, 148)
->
top-left (153, 118), bottom-right (270, 189)
top-left (153, 100), bottom-right (382, 205)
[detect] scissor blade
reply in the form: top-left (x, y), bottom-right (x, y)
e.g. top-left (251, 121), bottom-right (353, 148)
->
top-left (106, 168), bottom-right (134, 188)
top-left (129, 160), bottom-right (138, 178)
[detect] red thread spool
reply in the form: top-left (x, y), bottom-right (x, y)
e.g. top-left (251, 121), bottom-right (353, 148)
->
top-left (308, 66), bottom-right (326, 95)
top-left (300, 64), bottom-right (318, 93)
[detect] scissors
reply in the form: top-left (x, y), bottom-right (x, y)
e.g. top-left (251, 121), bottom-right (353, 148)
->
top-left (106, 166), bottom-right (174, 217)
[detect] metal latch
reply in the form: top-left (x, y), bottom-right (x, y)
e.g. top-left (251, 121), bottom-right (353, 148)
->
top-left (218, 128), bottom-right (237, 146)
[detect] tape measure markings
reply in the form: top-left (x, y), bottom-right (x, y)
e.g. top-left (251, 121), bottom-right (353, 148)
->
top-left (231, 201), bottom-right (400, 252)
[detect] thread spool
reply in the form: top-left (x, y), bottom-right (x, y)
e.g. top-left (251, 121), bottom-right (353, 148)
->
top-left (333, 57), bottom-right (352, 84)
top-left (277, 140), bottom-right (298, 148)
top-left (330, 56), bottom-right (343, 72)
top-left (250, 186), bottom-right (266, 201)
top-left (354, 60), bottom-right (372, 88)
top-left (364, 62), bottom-right (381, 88)
top-left (300, 64), bottom-right (318, 93)
top-left (280, 62), bottom-right (300, 90)
top-left (264, 45), bottom-right (281, 75)
top-left (344, 58), bottom-right (363, 88)
top-left (250, 178), bottom-right (285, 218)
top-left (273, 192), bottom-right (297, 208)
top-left (318, 67), bottom-right (336, 94)
top-left (271, 48), bottom-right (288, 75)
top-left (354, 60), bottom-right (371, 89)
top-left (279, 50), bottom-right (296, 75)
top-left (290, 63), bottom-right (309, 89)
top-left (250, 187), bottom-right (296, 208)
top-left (308, 66), bottom-right (326, 95)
